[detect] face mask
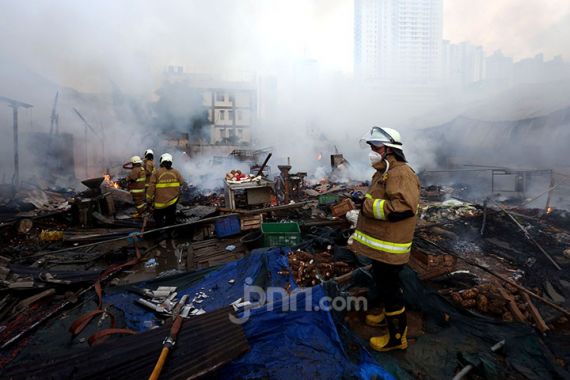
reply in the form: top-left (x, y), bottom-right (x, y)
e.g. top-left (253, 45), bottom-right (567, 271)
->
top-left (369, 151), bottom-right (383, 166)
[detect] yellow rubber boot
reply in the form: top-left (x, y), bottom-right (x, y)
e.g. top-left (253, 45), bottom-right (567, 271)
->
top-left (365, 310), bottom-right (387, 327)
top-left (370, 307), bottom-right (408, 352)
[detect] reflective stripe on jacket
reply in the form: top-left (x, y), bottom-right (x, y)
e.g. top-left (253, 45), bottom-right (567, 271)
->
top-left (127, 166), bottom-right (146, 194)
top-left (147, 167), bottom-right (184, 209)
top-left (348, 155), bottom-right (420, 265)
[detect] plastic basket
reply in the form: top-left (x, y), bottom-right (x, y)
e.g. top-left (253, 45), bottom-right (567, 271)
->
top-left (318, 194), bottom-right (340, 205)
top-left (214, 215), bottom-right (241, 238)
top-left (261, 222), bottom-right (301, 247)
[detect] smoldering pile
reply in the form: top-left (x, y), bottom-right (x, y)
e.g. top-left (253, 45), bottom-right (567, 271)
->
top-left (281, 250), bottom-right (353, 287)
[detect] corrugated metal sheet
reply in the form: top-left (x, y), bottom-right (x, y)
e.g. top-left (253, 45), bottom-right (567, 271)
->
top-left (4, 307), bottom-right (249, 380)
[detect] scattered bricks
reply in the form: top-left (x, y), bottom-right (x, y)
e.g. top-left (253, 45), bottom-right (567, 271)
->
top-left (461, 288), bottom-right (479, 299)
top-left (487, 299), bottom-right (506, 315)
top-left (288, 250), bottom-right (354, 287)
top-left (443, 254), bottom-right (456, 266)
top-left (461, 299), bottom-right (477, 308)
top-left (477, 294), bottom-right (489, 313)
top-left (451, 292), bottom-right (463, 304)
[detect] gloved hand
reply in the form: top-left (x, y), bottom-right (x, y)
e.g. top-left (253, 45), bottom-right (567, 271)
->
top-left (350, 191), bottom-right (365, 205)
top-left (345, 209), bottom-right (360, 228)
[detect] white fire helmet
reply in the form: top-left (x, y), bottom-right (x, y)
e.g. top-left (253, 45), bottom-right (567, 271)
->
top-left (130, 155), bottom-right (143, 165)
top-left (359, 126), bottom-right (403, 150)
top-left (160, 153), bottom-right (173, 164)
top-left (144, 149), bottom-right (154, 157)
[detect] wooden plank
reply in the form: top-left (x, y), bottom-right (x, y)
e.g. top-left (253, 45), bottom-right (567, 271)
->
top-left (497, 286), bottom-right (526, 322)
top-left (522, 292), bottom-right (550, 333)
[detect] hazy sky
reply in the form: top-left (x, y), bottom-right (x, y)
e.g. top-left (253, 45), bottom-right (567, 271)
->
top-left (0, 0), bottom-right (569, 93)
top-left (443, 0), bottom-right (570, 60)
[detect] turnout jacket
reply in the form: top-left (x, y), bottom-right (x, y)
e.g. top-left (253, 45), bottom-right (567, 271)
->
top-left (146, 167), bottom-right (185, 209)
top-left (143, 159), bottom-right (155, 186)
top-left (349, 155), bottom-right (420, 265)
top-left (127, 166), bottom-right (147, 195)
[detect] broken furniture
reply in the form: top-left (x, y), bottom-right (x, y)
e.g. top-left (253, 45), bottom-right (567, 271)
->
top-left (224, 177), bottom-right (274, 210)
top-left (274, 161), bottom-right (307, 204)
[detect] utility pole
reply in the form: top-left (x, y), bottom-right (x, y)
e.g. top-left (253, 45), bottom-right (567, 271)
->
top-left (73, 108), bottom-right (103, 178)
top-left (0, 95), bottom-right (33, 187)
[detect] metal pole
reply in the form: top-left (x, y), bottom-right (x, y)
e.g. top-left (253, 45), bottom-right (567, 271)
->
top-left (12, 107), bottom-right (19, 186)
top-left (84, 125), bottom-right (88, 178)
top-left (33, 213), bottom-right (240, 256)
top-left (544, 170), bottom-right (555, 213)
top-left (494, 202), bottom-right (562, 270)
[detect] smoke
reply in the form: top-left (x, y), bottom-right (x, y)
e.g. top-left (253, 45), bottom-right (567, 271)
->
top-left (0, 0), bottom-right (569, 200)
top-left (444, 0), bottom-right (570, 60)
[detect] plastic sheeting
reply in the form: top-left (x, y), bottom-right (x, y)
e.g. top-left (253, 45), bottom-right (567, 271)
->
top-left (105, 248), bottom-right (394, 379)
top-left (104, 248), bottom-right (296, 331)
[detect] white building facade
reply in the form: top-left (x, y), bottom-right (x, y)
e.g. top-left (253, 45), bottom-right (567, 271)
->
top-left (354, 0), bottom-right (443, 85)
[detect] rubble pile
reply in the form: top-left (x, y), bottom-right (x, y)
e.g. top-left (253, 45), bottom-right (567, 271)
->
top-left (284, 250), bottom-right (353, 287)
top-left (420, 199), bottom-right (481, 222)
top-left (1, 149), bottom-right (570, 379)
top-left (449, 282), bottom-right (549, 325)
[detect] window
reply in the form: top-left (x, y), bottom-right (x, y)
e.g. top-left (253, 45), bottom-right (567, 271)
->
top-left (237, 110), bottom-right (243, 120)
top-left (238, 128), bottom-right (243, 135)
top-left (216, 92), bottom-right (224, 102)
top-left (228, 110), bottom-right (234, 121)
top-left (220, 128), bottom-right (225, 138)
top-left (219, 110), bottom-right (225, 121)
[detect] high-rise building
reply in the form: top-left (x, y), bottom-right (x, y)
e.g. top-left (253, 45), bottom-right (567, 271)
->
top-left (442, 41), bottom-right (485, 87)
top-left (354, 0), bottom-right (443, 85)
top-left (485, 50), bottom-right (514, 85)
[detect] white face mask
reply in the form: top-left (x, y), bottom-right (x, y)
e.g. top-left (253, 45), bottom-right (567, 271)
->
top-left (369, 151), bottom-right (383, 166)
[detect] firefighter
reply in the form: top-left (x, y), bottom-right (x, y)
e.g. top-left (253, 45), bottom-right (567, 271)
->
top-left (146, 153), bottom-right (184, 229)
top-left (126, 155), bottom-right (147, 217)
top-left (143, 149), bottom-right (155, 187)
top-left (348, 126), bottom-right (420, 352)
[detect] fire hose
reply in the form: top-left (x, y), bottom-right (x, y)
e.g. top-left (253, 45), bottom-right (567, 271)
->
top-left (149, 295), bottom-right (189, 380)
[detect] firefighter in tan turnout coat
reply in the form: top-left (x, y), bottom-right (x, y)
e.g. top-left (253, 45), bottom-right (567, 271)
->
top-left (143, 149), bottom-right (156, 187)
top-left (348, 126), bottom-right (420, 352)
top-left (126, 155), bottom-right (147, 217)
top-left (146, 153), bottom-right (184, 229)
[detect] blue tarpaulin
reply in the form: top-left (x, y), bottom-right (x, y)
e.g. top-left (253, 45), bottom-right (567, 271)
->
top-left (105, 248), bottom-right (394, 380)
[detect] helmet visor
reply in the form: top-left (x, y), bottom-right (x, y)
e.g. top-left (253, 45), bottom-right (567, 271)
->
top-left (359, 127), bottom-right (392, 149)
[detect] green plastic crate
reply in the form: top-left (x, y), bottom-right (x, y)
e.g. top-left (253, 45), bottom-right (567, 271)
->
top-left (261, 222), bottom-right (301, 247)
top-left (318, 194), bottom-right (340, 205)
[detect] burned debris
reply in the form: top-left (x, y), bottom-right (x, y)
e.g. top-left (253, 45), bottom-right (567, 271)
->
top-left (0, 146), bottom-right (569, 380)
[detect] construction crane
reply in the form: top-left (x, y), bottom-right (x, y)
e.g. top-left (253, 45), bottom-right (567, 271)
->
top-left (0, 95), bottom-right (33, 186)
